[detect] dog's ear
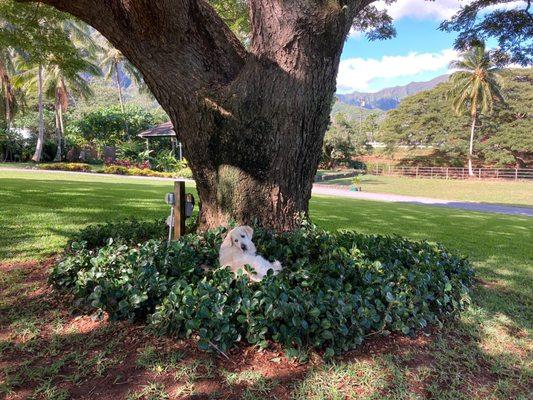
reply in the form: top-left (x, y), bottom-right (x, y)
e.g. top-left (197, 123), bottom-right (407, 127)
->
top-left (222, 230), bottom-right (234, 247)
top-left (243, 226), bottom-right (253, 239)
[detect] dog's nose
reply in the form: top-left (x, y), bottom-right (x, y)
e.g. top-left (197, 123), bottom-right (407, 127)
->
top-left (241, 244), bottom-right (247, 251)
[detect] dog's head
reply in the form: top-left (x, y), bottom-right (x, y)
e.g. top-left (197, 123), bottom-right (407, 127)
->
top-left (222, 226), bottom-right (256, 254)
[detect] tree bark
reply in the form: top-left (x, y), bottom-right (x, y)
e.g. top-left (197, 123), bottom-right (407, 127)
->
top-left (54, 102), bottom-right (64, 161)
top-left (32, 64), bottom-right (45, 162)
top-left (114, 62), bottom-right (131, 138)
top-left (30, 0), bottom-right (373, 230)
top-left (115, 62), bottom-right (125, 114)
top-left (468, 112), bottom-right (476, 176)
top-left (0, 59), bottom-right (14, 130)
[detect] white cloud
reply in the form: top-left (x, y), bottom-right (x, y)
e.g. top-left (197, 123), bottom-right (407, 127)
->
top-left (375, 0), bottom-right (463, 21)
top-left (373, 0), bottom-right (524, 22)
top-left (336, 48), bottom-right (457, 92)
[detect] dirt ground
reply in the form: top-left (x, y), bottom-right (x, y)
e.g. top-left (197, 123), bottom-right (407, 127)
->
top-left (1, 259), bottom-right (530, 400)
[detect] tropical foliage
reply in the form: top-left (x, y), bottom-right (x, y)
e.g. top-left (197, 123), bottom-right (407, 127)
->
top-left (51, 221), bottom-right (473, 358)
top-left (447, 42), bottom-right (504, 175)
top-left (441, 0), bottom-right (533, 66)
top-left (379, 68), bottom-right (531, 168)
top-left (322, 113), bottom-right (371, 168)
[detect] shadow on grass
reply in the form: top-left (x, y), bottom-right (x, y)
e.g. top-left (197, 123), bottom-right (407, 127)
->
top-left (1, 261), bottom-right (531, 400)
top-left (0, 178), bottom-right (188, 260)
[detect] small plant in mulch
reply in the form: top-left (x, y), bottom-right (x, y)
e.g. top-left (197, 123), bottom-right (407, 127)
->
top-left (50, 220), bottom-right (473, 359)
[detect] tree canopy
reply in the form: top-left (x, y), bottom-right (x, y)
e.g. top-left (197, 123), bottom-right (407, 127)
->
top-left (379, 68), bottom-right (532, 168)
top-left (441, 0), bottom-right (533, 66)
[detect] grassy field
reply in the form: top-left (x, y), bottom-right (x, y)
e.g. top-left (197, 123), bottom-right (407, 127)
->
top-left (1, 170), bottom-right (532, 399)
top-left (319, 174), bottom-right (533, 206)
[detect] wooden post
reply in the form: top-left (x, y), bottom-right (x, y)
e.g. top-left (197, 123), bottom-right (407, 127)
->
top-left (446, 168), bottom-right (449, 180)
top-left (173, 180), bottom-right (186, 239)
top-left (515, 168), bottom-right (518, 180)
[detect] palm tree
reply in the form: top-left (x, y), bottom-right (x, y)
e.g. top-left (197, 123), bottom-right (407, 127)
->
top-left (0, 49), bottom-right (18, 131)
top-left (42, 58), bottom-right (101, 160)
top-left (448, 42), bottom-right (504, 176)
top-left (16, 20), bottom-right (101, 162)
top-left (100, 42), bottom-right (144, 114)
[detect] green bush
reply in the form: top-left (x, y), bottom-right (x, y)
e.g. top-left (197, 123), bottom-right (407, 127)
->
top-left (50, 223), bottom-right (473, 358)
top-left (39, 162), bottom-right (92, 172)
top-left (103, 165), bottom-right (193, 178)
top-left (103, 165), bottom-right (129, 175)
top-left (74, 105), bottom-right (157, 146)
top-left (70, 218), bottom-right (166, 250)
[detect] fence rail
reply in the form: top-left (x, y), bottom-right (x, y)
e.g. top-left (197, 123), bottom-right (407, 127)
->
top-left (367, 165), bottom-right (533, 180)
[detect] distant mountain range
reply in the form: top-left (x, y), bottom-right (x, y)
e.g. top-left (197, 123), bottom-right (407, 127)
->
top-left (336, 74), bottom-right (449, 111)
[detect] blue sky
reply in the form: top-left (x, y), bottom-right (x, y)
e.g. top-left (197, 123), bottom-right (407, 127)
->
top-left (336, 0), bottom-right (509, 93)
top-left (336, 0), bottom-right (463, 93)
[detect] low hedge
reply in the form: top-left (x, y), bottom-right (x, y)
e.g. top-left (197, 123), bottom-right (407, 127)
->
top-left (39, 162), bottom-right (92, 172)
top-left (70, 218), bottom-right (167, 250)
top-left (50, 222), bottom-right (473, 358)
top-left (103, 165), bottom-right (193, 179)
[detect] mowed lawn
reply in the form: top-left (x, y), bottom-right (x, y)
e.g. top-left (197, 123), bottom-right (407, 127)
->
top-left (1, 169), bottom-right (532, 399)
top-left (319, 174), bottom-right (533, 206)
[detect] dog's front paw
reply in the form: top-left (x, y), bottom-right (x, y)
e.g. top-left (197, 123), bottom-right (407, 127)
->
top-left (272, 260), bottom-right (282, 272)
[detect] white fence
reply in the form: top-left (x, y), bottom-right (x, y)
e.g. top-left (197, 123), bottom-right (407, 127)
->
top-left (368, 165), bottom-right (533, 180)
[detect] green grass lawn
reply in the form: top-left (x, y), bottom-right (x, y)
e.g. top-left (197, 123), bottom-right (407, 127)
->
top-left (1, 169), bottom-right (532, 399)
top-left (320, 174), bottom-right (533, 206)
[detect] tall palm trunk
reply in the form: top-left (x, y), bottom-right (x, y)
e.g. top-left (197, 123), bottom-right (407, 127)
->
top-left (467, 111), bottom-right (477, 176)
top-left (3, 82), bottom-right (11, 130)
top-left (114, 62), bottom-right (124, 113)
top-left (114, 62), bottom-right (129, 137)
top-left (0, 60), bottom-right (13, 131)
top-left (54, 102), bottom-right (64, 161)
top-left (32, 64), bottom-right (45, 162)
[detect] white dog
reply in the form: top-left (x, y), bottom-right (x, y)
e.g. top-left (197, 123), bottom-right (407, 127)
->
top-left (219, 226), bottom-right (282, 282)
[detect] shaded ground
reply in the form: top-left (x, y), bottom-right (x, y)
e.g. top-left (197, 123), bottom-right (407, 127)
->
top-left (1, 260), bottom-right (531, 400)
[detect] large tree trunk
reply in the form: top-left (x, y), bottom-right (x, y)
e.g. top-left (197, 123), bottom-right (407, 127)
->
top-left (33, 0), bottom-right (372, 230)
top-left (32, 64), bottom-right (45, 162)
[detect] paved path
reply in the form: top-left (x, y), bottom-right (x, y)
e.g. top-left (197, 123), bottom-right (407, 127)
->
top-left (2, 167), bottom-right (531, 217)
top-left (313, 185), bottom-right (533, 217)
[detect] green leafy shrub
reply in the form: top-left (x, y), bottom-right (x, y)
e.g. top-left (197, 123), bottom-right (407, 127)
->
top-left (39, 162), bottom-right (92, 172)
top-left (175, 167), bottom-right (193, 178)
top-left (103, 165), bottom-right (129, 175)
top-left (73, 105), bottom-right (157, 146)
top-left (70, 218), bottom-right (166, 250)
top-left (50, 223), bottom-right (473, 357)
top-left (103, 165), bottom-right (193, 178)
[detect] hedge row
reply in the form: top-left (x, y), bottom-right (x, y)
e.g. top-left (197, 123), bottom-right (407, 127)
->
top-left (39, 162), bottom-right (93, 172)
top-left (103, 165), bottom-right (193, 179)
top-left (51, 222), bottom-right (473, 358)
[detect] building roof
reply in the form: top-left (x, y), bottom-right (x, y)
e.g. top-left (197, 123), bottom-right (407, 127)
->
top-left (137, 121), bottom-right (176, 138)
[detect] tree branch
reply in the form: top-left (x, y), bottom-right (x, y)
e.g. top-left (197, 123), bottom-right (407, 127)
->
top-left (20, 0), bottom-right (247, 99)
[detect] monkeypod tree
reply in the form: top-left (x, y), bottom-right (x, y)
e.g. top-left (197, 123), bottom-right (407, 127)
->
top-left (20, 0), bottom-right (397, 231)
